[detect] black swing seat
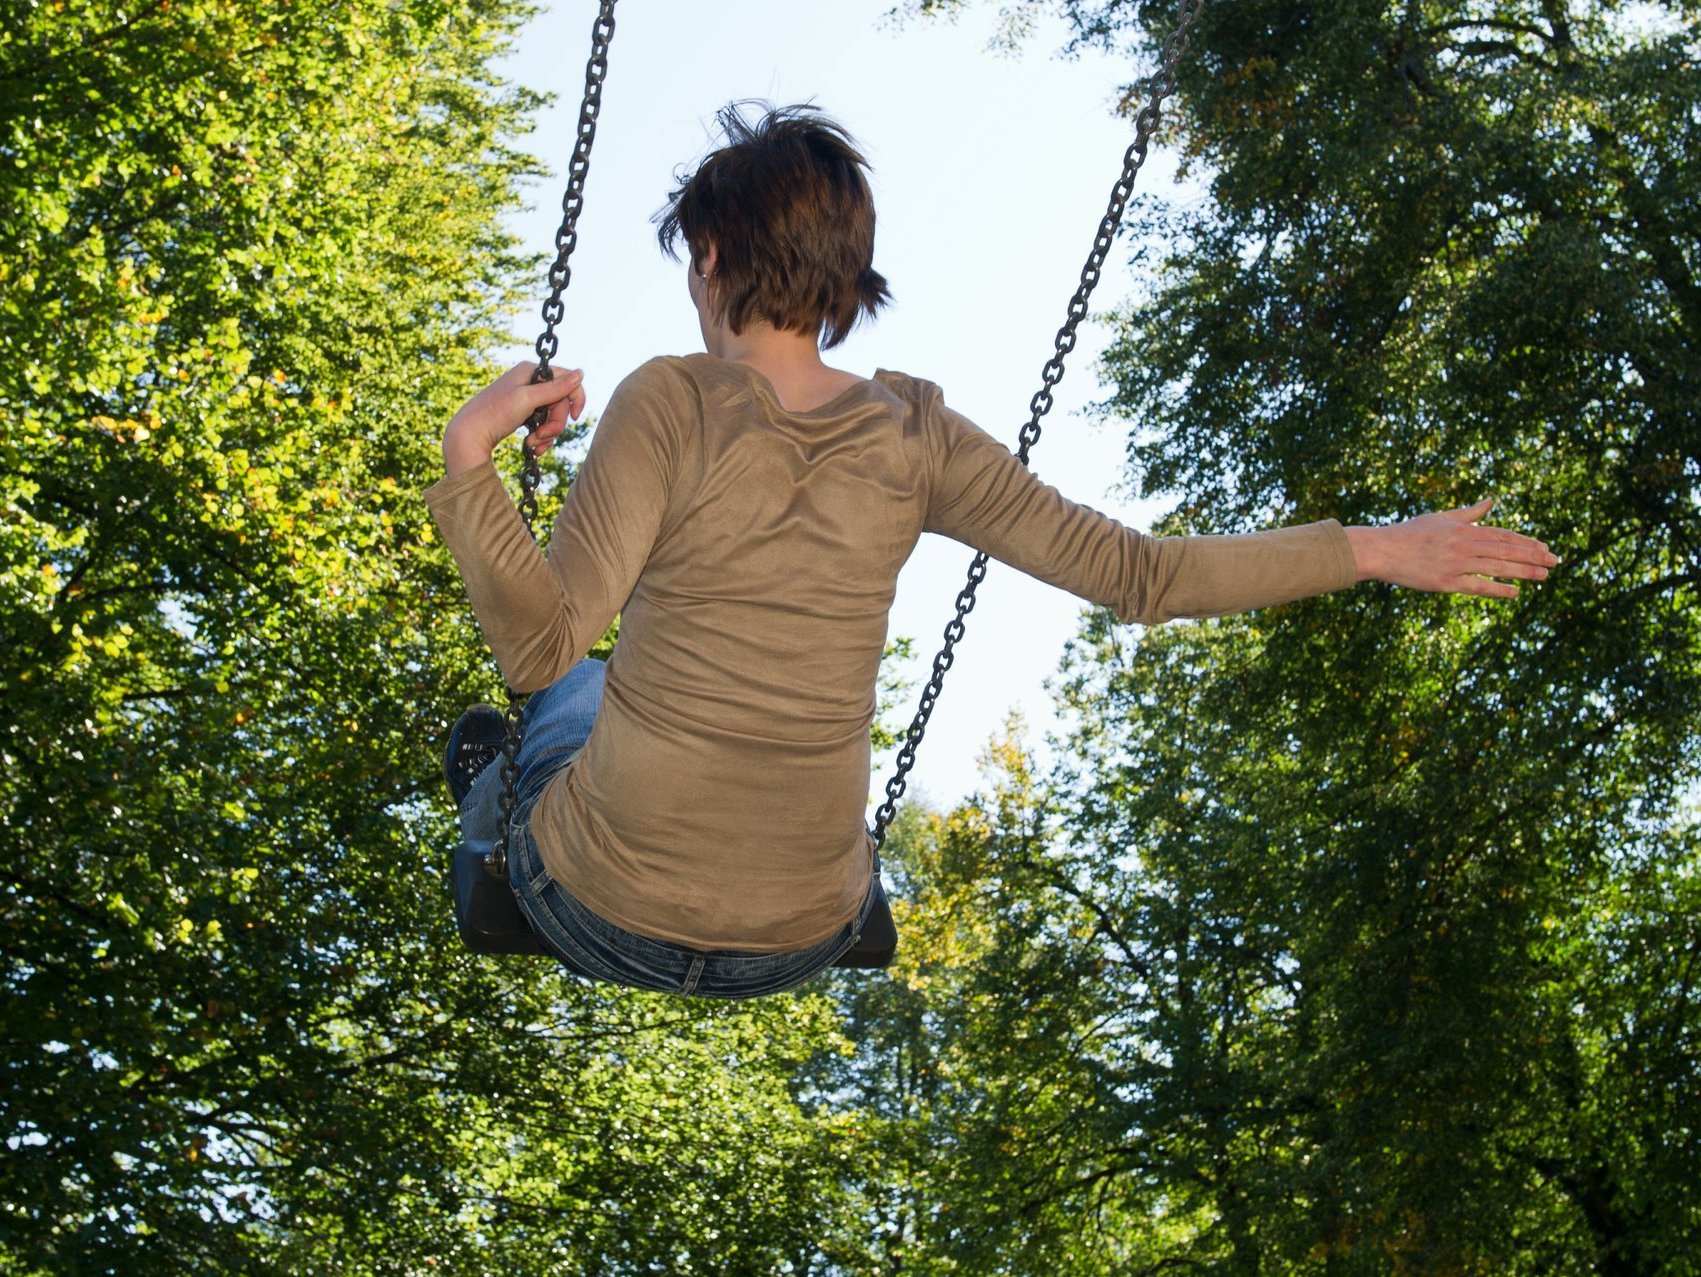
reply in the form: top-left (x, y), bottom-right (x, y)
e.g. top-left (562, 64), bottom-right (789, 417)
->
top-left (453, 840), bottom-right (547, 955)
top-left (453, 838), bottom-right (897, 969)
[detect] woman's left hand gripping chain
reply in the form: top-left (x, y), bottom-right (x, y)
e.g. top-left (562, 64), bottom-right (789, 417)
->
top-left (442, 361), bottom-right (587, 476)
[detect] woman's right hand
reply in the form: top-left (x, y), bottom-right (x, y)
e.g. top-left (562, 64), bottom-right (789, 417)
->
top-left (1346, 499), bottom-right (1558, 599)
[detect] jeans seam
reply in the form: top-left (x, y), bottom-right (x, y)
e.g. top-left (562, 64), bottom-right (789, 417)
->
top-left (512, 824), bottom-right (626, 985)
top-left (681, 956), bottom-right (706, 996)
top-left (514, 871), bottom-right (619, 982)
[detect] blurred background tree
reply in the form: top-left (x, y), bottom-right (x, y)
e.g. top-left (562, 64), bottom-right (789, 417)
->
top-left (6, 0), bottom-right (1695, 1271)
top-left (0, 3), bottom-right (855, 1269)
top-left (884, 0), bottom-right (1700, 1272)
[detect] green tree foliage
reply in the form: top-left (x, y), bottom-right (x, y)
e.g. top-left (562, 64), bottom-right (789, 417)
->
top-left (11, 0), bottom-right (1697, 1270)
top-left (1, 3), bottom-right (857, 1270)
top-left (882, 1), bottom-right (1699, 1273)
top-left (816, 734), bottom-right (1217, 1276)
top-left (807, 801), bottom-right (984, 1275)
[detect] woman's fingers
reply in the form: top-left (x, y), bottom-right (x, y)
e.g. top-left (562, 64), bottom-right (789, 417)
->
top-left (522, 365), bottom-right (584, 406)
top-left (1466, 555), bottom-right (1550, 582)
top-left (1487, 528), bottom-right (1554, 562)
top-left (1442, 501), bottom-right (1558, 560)
top-left (1436, 513), bottom-right (1559, 590)
top-left (526, 413), bottom-right (569, 453)
top-left (444, 361), bottom-right (589, 461)
top-left (1449, 526), bottom-right (1563, 598)
top-left (1385, 502), bottom-right (1562, 598)
top-left (517, 364), bottom-right (586, 452)
top-left (1443, 572), bottom-right (1516, 599)
top-left (1468, 577), bottom-right (1521, 599)
top-left (1440, 497), bottom-right (1497, 522)
top-left (1467, 528), bottom-right (1559, 570)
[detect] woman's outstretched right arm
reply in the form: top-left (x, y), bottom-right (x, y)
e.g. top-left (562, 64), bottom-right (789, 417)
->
top-left (919, 383), bottom-right (1554, 621)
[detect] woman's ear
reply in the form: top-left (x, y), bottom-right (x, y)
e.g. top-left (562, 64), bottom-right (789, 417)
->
top-left (694, 239), bottom-right (719, 279)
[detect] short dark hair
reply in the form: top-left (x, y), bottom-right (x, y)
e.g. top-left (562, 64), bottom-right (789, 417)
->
top-left (655, 102), bottom-right (891, 350)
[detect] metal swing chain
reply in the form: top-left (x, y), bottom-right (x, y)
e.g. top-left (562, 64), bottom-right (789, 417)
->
top-left (489, 0), bottom-right (619, 879)
top-left (868, 0), bottom-right (1206, 852)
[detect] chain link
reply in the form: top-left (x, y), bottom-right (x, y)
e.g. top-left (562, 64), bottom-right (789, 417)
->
top-left (869, 0), bottom-right (1205, 851)
top-left (488, 0), bottom-right (619, 879)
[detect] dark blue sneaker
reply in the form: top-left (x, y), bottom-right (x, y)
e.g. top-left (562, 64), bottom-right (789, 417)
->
top-left (444, 704), bottom-right (506, 805)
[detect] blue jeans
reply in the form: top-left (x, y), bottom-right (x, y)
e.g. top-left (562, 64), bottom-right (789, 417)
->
top-left (460, 658), bottom-right (880, 998)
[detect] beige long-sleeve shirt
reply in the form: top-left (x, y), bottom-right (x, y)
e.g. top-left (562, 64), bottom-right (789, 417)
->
top-left (425, 354), bottom-right (1357, 951)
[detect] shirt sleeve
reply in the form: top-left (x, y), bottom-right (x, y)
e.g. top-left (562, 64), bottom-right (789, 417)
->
top-left (423, 358), bottom-right (690, 691)
top-left (919, 382), bottom-right (1357, 625)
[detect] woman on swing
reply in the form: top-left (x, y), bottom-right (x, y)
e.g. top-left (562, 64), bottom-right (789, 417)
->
top-left (426, 102), bottom-right (1556, 999)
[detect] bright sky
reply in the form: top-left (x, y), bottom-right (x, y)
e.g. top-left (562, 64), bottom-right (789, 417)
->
top-left (493, 0), bottom-right (1188, 810)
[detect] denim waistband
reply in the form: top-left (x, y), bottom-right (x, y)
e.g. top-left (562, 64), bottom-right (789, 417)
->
top-left (508, 816), bottom-right (878, 999)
